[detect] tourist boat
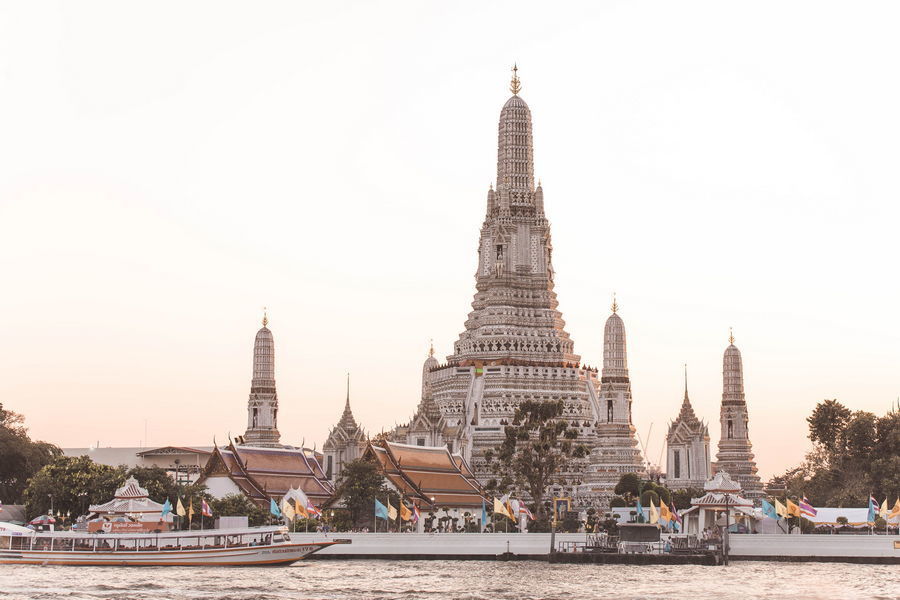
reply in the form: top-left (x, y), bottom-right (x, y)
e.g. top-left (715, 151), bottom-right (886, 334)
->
top-left (0, 522), bottom-right (347, 566)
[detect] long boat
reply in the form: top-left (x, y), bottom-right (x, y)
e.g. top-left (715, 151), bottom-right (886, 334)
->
top-left (0, 522), bottom-right (347, 566)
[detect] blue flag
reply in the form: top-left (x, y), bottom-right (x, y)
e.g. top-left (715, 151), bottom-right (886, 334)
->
top-left (761, 499), bottom-right (778, 519)
top-left (160, 498), bottom-right (172, 518)
top-left (270, 498), bottom-right (282, 518)
top-left (374, 499), bottom-right (389, 520)
top-left (636, 498), bottom-right (644, 523)
top-left (481, 499), bottom-right (488, 530)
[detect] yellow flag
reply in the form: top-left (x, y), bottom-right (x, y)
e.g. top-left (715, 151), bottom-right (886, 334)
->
top-left (649, 499), bottom-right (659, 524)
top-left (659, 499), bottom-right (672, 523)
top-left (281, 499), bottom-right (295, 521)
top-left (295, 501), bottom-right (309, 519)
top-left (400, 503), bottom-right (412, 521)
top-left (493, 497), bottom-right (510, 519)
top-left (176, 498), bottom-right (186, 517)
top-left (786, 499), bottom-right (801, 518)
top-left (774, 499), bottom-right (788, 518)
top-left (388, 502), bottom-right (398, 520)
top-left (889, 499), bottom-right (900, 518)
top-left (880, 499), bottom-right (888, 518)
top-left (188, 499), bottom-right (195, 521)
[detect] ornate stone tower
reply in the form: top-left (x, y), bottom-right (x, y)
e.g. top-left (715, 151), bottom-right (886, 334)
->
top-left (715, 330), bottom-right (763, 498)
top-left (243, 312), bottom-right (281, 447)
top-left (665, 366), bottom-right (711, 490)
top-left (430, 67), bottom-right (602, 488)
top-left (323, 375), bottom-right (366, 482)
top-left (579, 300), bottom-right (645, 506)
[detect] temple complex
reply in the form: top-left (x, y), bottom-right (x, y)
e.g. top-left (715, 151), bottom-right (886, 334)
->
top-left (200, 315), bottom-right (334, 506)
top-left (665, 367), bottom-right (711, 490)
top-left (323, 376), bottom-right (367, 482)
top-left (578, 301), bottom-right (646, 505)
top-left (427, 67), bottom-right (605, 491)
top-left (715, 331), bottom-right (764, 499)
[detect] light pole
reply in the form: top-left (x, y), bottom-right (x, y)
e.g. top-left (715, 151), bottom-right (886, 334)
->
top-left (723, 493), bottom-right (731, 566)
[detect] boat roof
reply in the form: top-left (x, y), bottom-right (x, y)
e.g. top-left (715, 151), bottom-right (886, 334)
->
top-left (0, 523), bottom-right (288, 538)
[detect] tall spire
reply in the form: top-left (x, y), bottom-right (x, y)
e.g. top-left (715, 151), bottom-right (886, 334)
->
top-left (602, 306), bottom-right (628, 377)
top-left (729, 327), bottom-right (734, 345)
top-left (244, 317), bottom-right (281, 447)
top-left (338, 373), bottom-right (358, 430)
top-left (496, 66), bottom-right (535, 193)
top-left (683, 363), bottom-right (688, 401)
top-left (262, 306), bottom-right (268, 328)
top-left (611, 293), bottom-right (618, 314)
top-left (509, 63), bottom-right (521, 95)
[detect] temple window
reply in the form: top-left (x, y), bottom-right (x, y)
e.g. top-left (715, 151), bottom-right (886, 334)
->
top-left (727, 419), bottom-right (734, 439)
top-left (417, 438), bottom-right (425, 446)
top-left (673, 450), bottom-right (681, 479)
top-left (607, 399), bottom-right (613, 423)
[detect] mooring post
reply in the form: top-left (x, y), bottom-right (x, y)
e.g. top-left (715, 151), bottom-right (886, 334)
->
top-left (550, 518), bottom-right (557, 559)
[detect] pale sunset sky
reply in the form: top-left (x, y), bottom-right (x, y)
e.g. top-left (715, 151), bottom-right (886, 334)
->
top-left (1, 1), bottom-right (898, 480)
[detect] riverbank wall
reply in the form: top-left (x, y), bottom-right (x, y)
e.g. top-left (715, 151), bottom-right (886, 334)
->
top-left (291, 532), bottom-right (900, 563)
top-left (293, 532), bottom-right (578, 560)
top-left (728, 533), bottom-right (900, 563)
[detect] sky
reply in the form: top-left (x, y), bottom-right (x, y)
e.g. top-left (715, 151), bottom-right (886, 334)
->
top-left (1, 1), bottom-right (898, 480)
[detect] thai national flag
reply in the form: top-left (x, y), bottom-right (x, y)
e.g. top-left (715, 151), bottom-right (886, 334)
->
top-left (798, 496), bottom-right (817, 518)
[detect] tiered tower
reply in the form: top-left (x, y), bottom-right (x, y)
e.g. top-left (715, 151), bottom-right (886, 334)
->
top-left (430, 67), bottom-right (603, 488)
top-left (579, 300), bottom-right (645, 506)
top-left (323, 375), bottom-right (366, 482)
top-left (715, 330), bottom-right (764, 498)
top-left (665, 366), bottom-right (711, 489)
top-left (243, 312), bottom-right (281, 447)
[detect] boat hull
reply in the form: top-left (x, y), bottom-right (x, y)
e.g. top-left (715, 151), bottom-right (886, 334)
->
top-left (0, 542), bottom-right (334, 566)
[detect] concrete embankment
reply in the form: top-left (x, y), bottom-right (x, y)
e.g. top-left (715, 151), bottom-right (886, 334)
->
top-left (292, 532), bottom-right (577, 560)
top-left (291, 532), bottom-right (900, 563)
top-left (729, 534), bottom-right (900, 564)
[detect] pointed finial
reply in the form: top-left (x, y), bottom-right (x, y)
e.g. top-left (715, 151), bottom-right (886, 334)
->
top-left (509, 64), bottom-right (521, 95)
top-left (537, 178), bottom-right (542, 188)
top-left (611, 293), bottom-right (618, 314)
top-left (429, 338), bottom-right (434, 357)
top-left (729, 327), bottom-right (735, 345)
top-left (346, 373), bottom-right (350, 404)
top-left (262, 307), bottom-right (268, 328)
top-left (684, 364), bottom-right (689, 400)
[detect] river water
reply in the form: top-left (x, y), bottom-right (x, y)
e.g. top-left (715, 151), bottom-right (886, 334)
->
top-left (0, 561), bottom-right (897, 600)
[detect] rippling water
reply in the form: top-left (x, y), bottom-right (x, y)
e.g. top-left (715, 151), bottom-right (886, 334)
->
top-left (1, 561), bottom-right (897, 600)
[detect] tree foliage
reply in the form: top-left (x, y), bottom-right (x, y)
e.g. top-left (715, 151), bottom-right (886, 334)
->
top-left (486, 400), bottom-right (588, 519)
top-left (0, 403), bottom-right (61, 503)
top-left (772, 400), bottom-right (900, 506)
top-left (209, 493), bottom-right (270, 527)
top-left (23, 455), bottom-right (125, 519)
top-left (333, 458), bottom-right (397, 529)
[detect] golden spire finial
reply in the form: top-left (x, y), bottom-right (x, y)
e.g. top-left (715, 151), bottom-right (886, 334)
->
top-left (429, 338), bottom-right (434, 357)
top-left (729, 327), bottom-right (735, 345)
top-left (509, 64), bottom-right (521, 95)
top-left (262, 307), bottom-right (268, 328)
top-left (611, 293), bottom-right (618, 314)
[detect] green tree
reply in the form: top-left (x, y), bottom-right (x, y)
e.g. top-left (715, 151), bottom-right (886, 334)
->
top-left (209, 493), bottom-right (269, 527)
top-left (333, 458), bottom-right (396, 529)
top-left (613, 473), bottom-right (641, 498)
top-left (807, 399), bottom-right (852, 458)
top-left (486, 400), bottom-right (588, 520)
top-left (0, 403), bottom-right (61, 503)
top-left (23, 455), bottom-right (125, 519)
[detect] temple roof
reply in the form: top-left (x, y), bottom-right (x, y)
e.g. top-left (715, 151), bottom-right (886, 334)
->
top-left (199, 442), bottom-right (335, 505)
top-left (704, 470), bottom-right (742, 493)
top-left (364, 439), bottom-right (488, 509)
top-left (89, 476), bottom-right (166, 514)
